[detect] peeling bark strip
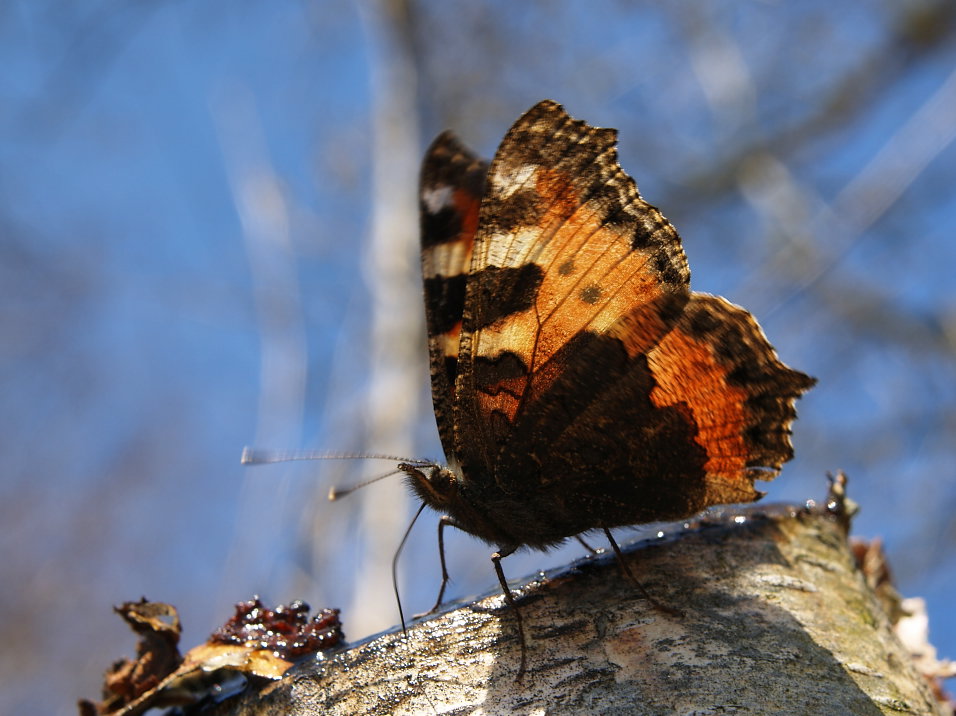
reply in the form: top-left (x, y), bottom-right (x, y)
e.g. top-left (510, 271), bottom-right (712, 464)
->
top-left (210, 505), bottom-right (947, 715)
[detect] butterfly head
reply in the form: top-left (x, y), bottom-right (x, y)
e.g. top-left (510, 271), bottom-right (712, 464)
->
top-left (399, 461), bottom-right (462, 511)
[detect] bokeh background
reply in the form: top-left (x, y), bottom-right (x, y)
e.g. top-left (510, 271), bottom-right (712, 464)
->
top-left (3, 1), bottom-right (955, 713)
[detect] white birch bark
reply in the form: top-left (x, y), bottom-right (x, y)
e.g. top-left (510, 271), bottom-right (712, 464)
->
top-left (212, 502), bottom-right (948, 715)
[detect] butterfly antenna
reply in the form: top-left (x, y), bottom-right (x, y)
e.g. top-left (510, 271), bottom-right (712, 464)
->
top-left (241, 447), bottom-right (438, 501)
top-left (240, 446), bottom-right (423, 465)
top-left (392, 502), bottom-right (428, 635)
top-left (327, 468), bottom-right (405, 501)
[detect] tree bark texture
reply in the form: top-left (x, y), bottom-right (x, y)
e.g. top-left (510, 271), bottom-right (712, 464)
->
top-left (210, 503), bottom-right (946, 715)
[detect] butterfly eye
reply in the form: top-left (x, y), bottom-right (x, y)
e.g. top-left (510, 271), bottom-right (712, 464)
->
top-left (430, 466), bottom-right (458, 492)
top-left (422, 466), bottom-right (459, 503)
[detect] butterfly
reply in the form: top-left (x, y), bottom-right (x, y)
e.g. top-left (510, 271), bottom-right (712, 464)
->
top-left (400, 100), bottom-right (815, 675)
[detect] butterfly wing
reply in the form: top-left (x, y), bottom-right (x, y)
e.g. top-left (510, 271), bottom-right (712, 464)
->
top-left (449, 101), bottom-right (812, 535)
top-left (454, 100), bottom-right (692, 481)
top-left (647, 294), bottom-right (816, 493)
top-left (419, 131), bottom-right (489, 462)
top-left (527, 293), bottom-right (815, 530)
top-left (418, 101), bottom-right (813, 544)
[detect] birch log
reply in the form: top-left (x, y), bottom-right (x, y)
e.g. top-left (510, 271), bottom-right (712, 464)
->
top-left (209, 499), bottom-right (947, 715)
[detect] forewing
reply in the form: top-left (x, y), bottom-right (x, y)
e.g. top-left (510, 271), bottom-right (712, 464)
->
top-left (455, 100), bottom-right (691, 473)
top-left (419, 131), bottom-right (488, 460)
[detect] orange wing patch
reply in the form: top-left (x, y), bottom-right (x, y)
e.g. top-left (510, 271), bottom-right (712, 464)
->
top-left (649, 294), bottom-right (814, 501)
top-left (649, 316), bottom-right (754, 499)
top-left (462, 104), bottom-right (691, 431)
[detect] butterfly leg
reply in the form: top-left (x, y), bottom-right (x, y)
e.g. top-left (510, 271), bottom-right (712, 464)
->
top-left (603, 528), bottom-right (682, 616)
top-left (490, 544), bottom-right (527, 680)
top-left (575, 534), bottom-right (600, 555)
top-left (415, 515), bottom-right (456, 618)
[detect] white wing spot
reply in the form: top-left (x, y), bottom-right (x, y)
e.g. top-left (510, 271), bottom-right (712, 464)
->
top-left (492, 164), bottom-right (536, 199)
top-left (423, 240), bottom-right (471, 278)
top-left (422, 185), bottom-right (454, 214)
